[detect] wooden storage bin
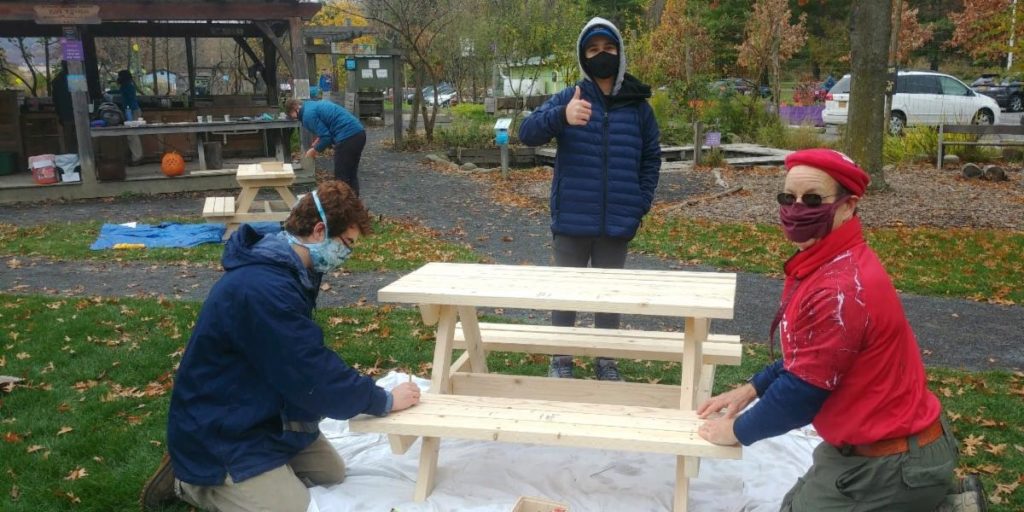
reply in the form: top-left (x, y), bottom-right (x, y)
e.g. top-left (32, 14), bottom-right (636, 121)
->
top-left (511, 496), bottom-right (569, 512)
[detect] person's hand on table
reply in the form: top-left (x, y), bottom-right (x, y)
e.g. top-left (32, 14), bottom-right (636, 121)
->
top-left (697, 382), bottom-right (756, 419)
top-left (390, 382), bottom-right (421, 412)
top-left (698, 416), bottom-right (739, 446)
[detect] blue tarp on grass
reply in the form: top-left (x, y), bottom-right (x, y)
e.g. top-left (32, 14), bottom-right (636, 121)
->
top-left (90, 222), bottom-right (282, 250)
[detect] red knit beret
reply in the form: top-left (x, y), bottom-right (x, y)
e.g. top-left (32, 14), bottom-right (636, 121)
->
top-left (784, 148), bottom-right (870, 196)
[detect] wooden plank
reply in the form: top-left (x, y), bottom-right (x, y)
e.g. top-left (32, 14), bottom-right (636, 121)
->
top-left (456, 307), bottom-right (488, 373)
top-left (275, 186), bottom-right (298, 207)
top-left (202, 196), bottom-right (217, 216)
top-left (91, 120), bottom-right (299, 137)
top-left (680, 318), bottom-right (708, 410)
top-left (223, 212), bottom-right (291, 223)
top-left (0, 3), bottom-right (322, 22)
top-left (349, 394), bottom-right (741, 459)
top-left (675, 458), bottom-right (690, 512)
top-left (696, 364), bottom-right (717, 405)
top-left (449, 372), bottom-right (681, 409)
top-left (940, 124), bottom-right (1024, 135)
top-left (234, 186), bottom-right (259, 215)
top-left (453, 322), bottom-right (741, 365)
top-left (387, 434), bottom-right (418, 455)
top-left (263, 200), bottom-right (272, 213)
top-left (418, 304), bottom-right (440, 326)
top-left (431, 306), bottom-right (457, 395)
top-left (415, 436), bottom-right (441, 502)
top-left (449, 352), bottom-right (471, 378)
top-left (378, 263), bottom-right (737, 319)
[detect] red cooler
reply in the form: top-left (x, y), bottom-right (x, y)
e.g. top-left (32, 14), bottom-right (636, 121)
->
top-left (28, 154), bottom-right (59, 185)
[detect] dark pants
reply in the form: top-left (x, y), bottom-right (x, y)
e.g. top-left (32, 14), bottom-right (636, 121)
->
top-left (780, 416), bottom-right (958, 512)
top-left (332, 130), bottom-right (366, 196)
top-left (550, 234), bottom-right (629, 329)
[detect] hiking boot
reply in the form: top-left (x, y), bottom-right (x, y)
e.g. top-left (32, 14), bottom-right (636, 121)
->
top-left (934, 474), bottom-right (988, 512)
top-left (548, 355), bottom-right (574, 378)
top-left (594, 358), bottom-right (622, 381)
top-left (140, 453), bottom-right (178, 511)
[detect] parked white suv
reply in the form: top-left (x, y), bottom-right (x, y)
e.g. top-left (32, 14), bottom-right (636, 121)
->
top-left (823, 71), bottom-right (1000, 135)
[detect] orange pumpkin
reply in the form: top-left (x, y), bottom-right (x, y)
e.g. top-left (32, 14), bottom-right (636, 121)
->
top-left (161, 151), bottom-right (185, 177)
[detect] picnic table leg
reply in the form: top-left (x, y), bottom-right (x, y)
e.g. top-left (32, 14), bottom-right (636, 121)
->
top-left (675, 317), bottom-right (709, 511)
top-left (411, 305), bottom-right (457, 502)
top-left (457, 306), bottom-right (489, 373)
top-left (197, 134), bottom-right (207, 171)
top-left (275, 186), bottom-right (298, 208)
top-left (234, 186), bottom-right (259, 217)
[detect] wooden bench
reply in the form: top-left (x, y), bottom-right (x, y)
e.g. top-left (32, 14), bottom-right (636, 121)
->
top-left (347, 263), bottom-right (740, 511)
top-left (351, 393), bottom-right (741, 458)
top-left (202, 196), bottom-right (235, 220)
top-left (937, 124), bottom-right (1024, 169)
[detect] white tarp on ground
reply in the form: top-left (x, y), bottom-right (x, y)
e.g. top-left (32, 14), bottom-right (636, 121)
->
top-left (309, 372), bottom-right (818, 512)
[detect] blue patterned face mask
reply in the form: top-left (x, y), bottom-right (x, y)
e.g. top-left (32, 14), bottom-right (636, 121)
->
top-left (285, 191), bottom-right (352, 273)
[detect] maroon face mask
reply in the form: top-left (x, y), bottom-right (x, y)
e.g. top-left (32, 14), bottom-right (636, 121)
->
top-left (779, 197), bottom-right (848, 243)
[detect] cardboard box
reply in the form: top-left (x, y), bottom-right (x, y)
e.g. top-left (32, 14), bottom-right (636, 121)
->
top-left (511, 496), bottom-right (569, 512)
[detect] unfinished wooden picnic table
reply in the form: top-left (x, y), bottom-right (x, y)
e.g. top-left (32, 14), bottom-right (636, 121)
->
top-left (202, 162), bottom-right (298, 238)
top-left (349, 262), bottom-right (742, 511)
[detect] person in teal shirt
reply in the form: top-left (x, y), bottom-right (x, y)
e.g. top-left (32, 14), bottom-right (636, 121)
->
top-left (286, 99), bottom-right (366, 196)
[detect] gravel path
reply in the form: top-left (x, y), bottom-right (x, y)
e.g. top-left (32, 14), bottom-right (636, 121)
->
top-left (1, 126), bottom-right (1021, 371)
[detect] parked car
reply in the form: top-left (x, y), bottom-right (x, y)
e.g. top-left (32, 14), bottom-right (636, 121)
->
top-left (970, 73), bottom-right (1024, 112)
top-left (822, 71), bottom-right (1000, 135)
top-left (709, 78), bottom-right (771, 98)
top-left (405, 83), bottom-right (458, 106)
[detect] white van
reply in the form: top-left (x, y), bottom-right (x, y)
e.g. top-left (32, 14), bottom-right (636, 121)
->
top-left (822, 71), bottom-right (1000, 135)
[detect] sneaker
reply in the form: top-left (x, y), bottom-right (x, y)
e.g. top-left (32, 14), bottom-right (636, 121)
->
top-left (594, 358), bottom-right (622, 381)
top-left (935, 474), bottom-right (988, 512)
top-left (548, 355), bottom-right (574, 378)
top-left (139, 453), bottom-right (178, 511)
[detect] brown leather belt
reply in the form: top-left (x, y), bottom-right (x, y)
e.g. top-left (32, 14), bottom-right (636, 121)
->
top-left (845, 419), bottom-right (944, 457)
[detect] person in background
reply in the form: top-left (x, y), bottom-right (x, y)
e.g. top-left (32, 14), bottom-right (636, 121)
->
top-left (140, 181), bottom-right (421, 512)
top-left (117, 70), bottom-right (143, 164)
top-left (696, 149), bottom-right (986, 512)
top-left (285, 98), bottom-right (366, 196)
top-left (52, 61), bottom-right (77, 153)
top-left (319, 68), bottom-right (334, 95)
top-left (517, 17), bottom-right (661, 381)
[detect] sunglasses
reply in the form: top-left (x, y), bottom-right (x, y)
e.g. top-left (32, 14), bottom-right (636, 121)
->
top-left (776, 193), bottom-right (841, 207)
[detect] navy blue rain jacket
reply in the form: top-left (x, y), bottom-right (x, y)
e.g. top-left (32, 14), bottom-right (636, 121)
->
top-left (299, 100), bottom-right (365, 153)
top-left (167, 225), bottom-right (389, 486)
top-left (518, 77), bottom-right (661, 239)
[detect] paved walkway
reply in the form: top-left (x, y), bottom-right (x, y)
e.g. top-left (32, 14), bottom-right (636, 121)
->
top-left (1, 126), bottom-right (1020, 371)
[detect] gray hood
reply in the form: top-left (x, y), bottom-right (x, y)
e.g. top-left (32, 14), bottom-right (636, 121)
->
top-left (576, 17), bottom-right (626, 96)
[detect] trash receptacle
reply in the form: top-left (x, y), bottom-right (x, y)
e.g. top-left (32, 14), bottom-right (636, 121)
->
top-left (96, 137), bottom-right (126, 181)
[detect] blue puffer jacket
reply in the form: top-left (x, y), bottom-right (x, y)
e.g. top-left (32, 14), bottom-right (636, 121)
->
top-left (299, 100), bottom-right (364, 153)
top-left (167, 225), bottom-right (390, 486)
top-left (518, 17), bottom-right (660, 240)
top-left (519, 78), bottom-right (661, 239)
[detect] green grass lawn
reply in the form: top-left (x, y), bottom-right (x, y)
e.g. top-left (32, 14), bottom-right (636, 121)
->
top-left (0, 217), bottom-right (483, 272)
top-left (1, 294), bottom-right (1022, 510)
top-left (634, 216), bottom-right (1024, 305)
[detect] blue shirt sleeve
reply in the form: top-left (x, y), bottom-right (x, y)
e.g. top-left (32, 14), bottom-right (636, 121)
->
top-left (518, 87), bottom-right (572, 146)
top-left (381, 391), bottom-right (394, 417)
top-left (750, 359), bottom-right (784, 397)
top-left (732, 371), bottom-right (829, 446)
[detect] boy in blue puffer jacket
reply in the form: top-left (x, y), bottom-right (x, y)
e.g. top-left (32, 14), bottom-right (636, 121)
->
top-left (518, 17), bottom-right (661, 381)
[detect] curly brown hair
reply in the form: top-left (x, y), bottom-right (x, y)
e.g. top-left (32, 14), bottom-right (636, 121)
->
top-left (283, 181), bottom-right (372, 238)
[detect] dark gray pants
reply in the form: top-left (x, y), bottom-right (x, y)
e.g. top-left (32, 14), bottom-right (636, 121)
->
top-left (551, 234), bottom-right (629, 329)
top-left (780, 417), bottom-right (958, 512)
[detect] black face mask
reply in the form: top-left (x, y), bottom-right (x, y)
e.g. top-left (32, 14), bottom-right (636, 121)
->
top-left (585, 52), bottom-right (619, 80)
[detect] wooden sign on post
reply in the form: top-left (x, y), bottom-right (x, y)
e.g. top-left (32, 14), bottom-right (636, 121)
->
top-left (34, 5), bottom-right (101, 25)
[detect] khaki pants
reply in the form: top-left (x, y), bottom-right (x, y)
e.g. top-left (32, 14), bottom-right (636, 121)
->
top-left (176, 434), bottom-right (345, 512)
top-left (781, 417), bottom-right (958, 512)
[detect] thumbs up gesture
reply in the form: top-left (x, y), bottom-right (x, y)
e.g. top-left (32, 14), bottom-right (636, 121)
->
top-left (565, 86), bottom-right (592, 126)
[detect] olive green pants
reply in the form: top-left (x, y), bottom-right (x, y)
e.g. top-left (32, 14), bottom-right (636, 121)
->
top-left (781, 417), bottom-right (958, 512)
top-left (175, 434), bottom-right (345, 512)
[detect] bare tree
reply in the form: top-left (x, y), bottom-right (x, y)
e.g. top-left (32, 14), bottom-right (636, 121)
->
top-left (347, 0), bottom-right (459, 141)
top-left (1, 37), bottom-right (47, 96)
top-left (846, 0), bottom-right (891, 189)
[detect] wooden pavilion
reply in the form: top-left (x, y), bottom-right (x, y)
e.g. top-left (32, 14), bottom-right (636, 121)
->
top-left (0, 0), bottom-right (323, 204)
